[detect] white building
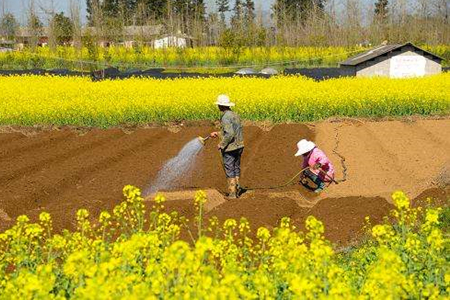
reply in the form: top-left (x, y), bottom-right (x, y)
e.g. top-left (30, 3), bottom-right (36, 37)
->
top-left (152, 34), bottom-right (192, 49)
top-left (340, 43), bottom-right (443, 78)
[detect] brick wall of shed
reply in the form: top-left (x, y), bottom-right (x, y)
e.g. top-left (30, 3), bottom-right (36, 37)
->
top-left (356, 49), bottom-right (442, 77)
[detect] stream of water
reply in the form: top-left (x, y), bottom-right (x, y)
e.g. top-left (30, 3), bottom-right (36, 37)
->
top-left (145, 138), bottom-right (204, 195)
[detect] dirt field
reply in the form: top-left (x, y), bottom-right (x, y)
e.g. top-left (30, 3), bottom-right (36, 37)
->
top-left (0, 118), bottom-right (449, 244)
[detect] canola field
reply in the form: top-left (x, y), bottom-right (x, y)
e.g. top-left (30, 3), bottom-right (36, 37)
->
top-left (0, 74), bottom-right (449, 127)
top-left (0, 187), bottom-right (447, 299)
top-left (0, 46), bottom-right (370, 70)
top-left (1, 45), bottom-right (449, 70)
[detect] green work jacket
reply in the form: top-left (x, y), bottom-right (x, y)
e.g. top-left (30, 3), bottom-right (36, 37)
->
top-left (220, 110), bottom-right (244, 152)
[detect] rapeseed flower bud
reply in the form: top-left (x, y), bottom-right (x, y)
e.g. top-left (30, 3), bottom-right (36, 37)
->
top-left (38, 212), bottom-right (51, 223)
top-left (154, 193), bottom-right (166, 204)
top-left (224, 219), bottom-right (237, 230)
top-left (372, 224), bottom-right (394, 243)
top-left (427, 229), bottom-right (444, 251)
top-left (392, 190), bottom-right (410, 210)
top-left (257, 227), bottom-right (271, 242)
top-left (194, 190), bottom-right (207, 206)
top-left (17, 215), bottom-right (29, 224)
top-left (99, 211), bottom-right (111, 224)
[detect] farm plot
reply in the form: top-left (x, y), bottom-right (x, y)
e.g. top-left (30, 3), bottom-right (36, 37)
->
top-left (0, 119), bottom-right (448, 244)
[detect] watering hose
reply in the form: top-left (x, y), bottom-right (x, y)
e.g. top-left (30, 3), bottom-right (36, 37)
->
top-left (242, 166), bottom-right (340, 191)
top-left (215, 146), bottom-right (336, 191)
top-left (196, 134), bottom-right (340, 192)
top-left (241, 167), bottom-right (310, 191)
top-left (182, 161), bottom-right (335, 192)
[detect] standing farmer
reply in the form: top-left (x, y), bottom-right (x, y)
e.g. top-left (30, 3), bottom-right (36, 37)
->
top-left (210, 95), bottom-right (244, 199)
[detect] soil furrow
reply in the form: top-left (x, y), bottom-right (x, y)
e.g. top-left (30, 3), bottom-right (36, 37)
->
top-left (0, 131), bottom-right (72, 160)
top-left (0, 131), bottom-right (124, 185)
top-left (0, 133), bottom-right (25, 145)
top-left (0, 119), bottom-right (448, 245)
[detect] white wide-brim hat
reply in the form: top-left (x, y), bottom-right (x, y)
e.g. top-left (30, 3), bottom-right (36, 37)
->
top-left (295, 139), bottom-right (316, 157)
top-left (215, 94), bottom-right (235, 107)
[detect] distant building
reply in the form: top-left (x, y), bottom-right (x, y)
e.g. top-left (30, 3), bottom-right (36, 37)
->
top-left (83, 25), bottom-right (164, 47)
top-left (15, 27), bottom-right (50, 47)
top-left (124, 25), bottom-right (163, 41)
top-left (82, 25), bottom-right (193, 48)
top-left (152, 34), bottom-right (193, 49)
top-left (340, 43), bottom-right (443, 78)
top-left (0, 39), bottom-right (15, 50)
top-left (0, 47), bottom-right (13, 53)
top-left (12, 25), bottom-right (193, 49)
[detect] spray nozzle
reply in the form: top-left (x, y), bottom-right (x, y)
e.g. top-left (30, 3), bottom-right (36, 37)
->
top-left (198, 136), bottom-right (210, 146)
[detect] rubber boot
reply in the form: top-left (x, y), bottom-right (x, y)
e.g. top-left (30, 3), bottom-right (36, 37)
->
top-left (314, 182), bottom-right (326, 194)
top-left (235, 176), bottom-right (241, 197)
top-left (227, 178), bottom-right (237, 199)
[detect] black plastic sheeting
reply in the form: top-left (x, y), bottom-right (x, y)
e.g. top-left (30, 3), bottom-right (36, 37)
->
top-left (0, 67), bottom-right (330, 80)
top-left (0, 68), bottom-right (90, 77)
top-left (285, 68), bottom-right (344, 80)
top-left (90, 67), bottom-right (273, 81)
top-left (0, 67), bottom-right (446, 81)
top-left (0, 67), bottom-right (272, 80)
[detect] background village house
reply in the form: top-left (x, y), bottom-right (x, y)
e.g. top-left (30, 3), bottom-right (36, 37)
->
top-left (12, 25), bottom-right (190, 49)
top-left (152, 32), bottom-right (194, 49)
top-left (15, 27), bottom-right (50, 48)
top-left (340, 43), bottom-right (443, 78)
top-left (108, 25), bottom-right (164, 48)
top-left (0, 38), bottom-right (15, 51)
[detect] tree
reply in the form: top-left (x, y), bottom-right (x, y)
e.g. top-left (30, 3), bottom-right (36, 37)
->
top-left (231, 0), bottom-right (244, 28)
top-left (86, 0), bottom-right (102, 25)
top-left (244, 0), bottom-right (255, 23)
top-left (51, 12), bottom-right (74, 45)
top-left (123, 0), bottom-right (139, 21)
top-left (171, 0), bottom-right (188, 15)
top-left (28, 13), bottom-right (44, 48)
top-left (273, 0), bottom-right (327, 23)
top-left (233, 0), bottom-right (243, 20)
top-left (69, 0), bottom-right (83, 49)
top-left (434, 0), bottom-right (448, 23)
top-left (133, 0), bottom-right (167, 24)
top-left (145, 0), bottom-right (167, 19)
top-left (374, 0), bottom-right (389, 21)
top-left (313, 0), bottom-right (326, 10)
top-left (191, 0), bottom-right (206, 21)
top-left (216, 0), bottom-right (230, 23)
top-left (102, 0), bottom-right (120, 19)
top-left (29, 14), bottom-right (43, 34)
top-left (0, 13), bottom-right (18, 41)
top-left (165, 0), bottom-right (206, 35)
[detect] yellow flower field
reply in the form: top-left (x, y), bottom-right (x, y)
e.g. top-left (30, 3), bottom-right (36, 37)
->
top-left (0, 46), bottom-right (368, 70)
top-left (0, 74), bottom-right (449, 127)
top-left (1, 45), bottom-right (448, 71)
top-left (0, 187), bottom-right (447, 299)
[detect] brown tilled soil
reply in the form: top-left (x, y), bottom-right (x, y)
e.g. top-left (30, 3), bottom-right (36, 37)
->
top-left (0, 118), bottom-right (449, 245)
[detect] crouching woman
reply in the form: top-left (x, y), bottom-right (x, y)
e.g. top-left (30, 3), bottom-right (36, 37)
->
top-left (295, 139), bottom-right (335, 193)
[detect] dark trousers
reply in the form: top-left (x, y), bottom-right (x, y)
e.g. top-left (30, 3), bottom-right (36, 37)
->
top-left (222, 148), bottom-right (244, 178)
top-left (302, 169), bottom-right (326, 190)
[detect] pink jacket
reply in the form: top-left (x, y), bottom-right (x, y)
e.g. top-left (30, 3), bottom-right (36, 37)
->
top-left (302, 147), bottom-right (335, 182)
